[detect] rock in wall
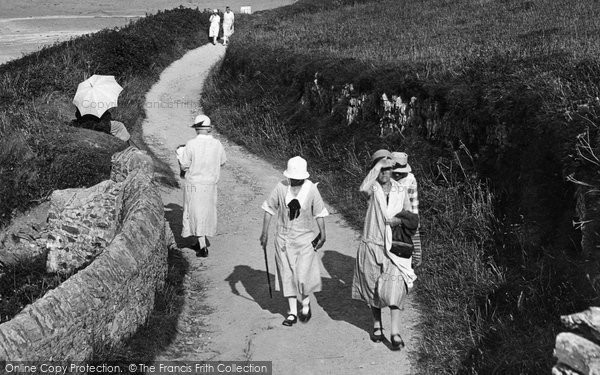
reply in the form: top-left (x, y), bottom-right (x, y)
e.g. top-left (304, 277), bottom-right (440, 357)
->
top-left (45, 180), bottom-right (122, 274)
top-left (0, 147), bottom-right (168, 360)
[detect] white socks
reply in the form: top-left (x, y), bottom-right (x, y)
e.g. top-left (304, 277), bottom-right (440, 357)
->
top-left (288, 297), bottom-right (297, 316)
top-left (301, 297), bottom-right (310, 314)
top-left (198, 236), bottom-right (206, 248)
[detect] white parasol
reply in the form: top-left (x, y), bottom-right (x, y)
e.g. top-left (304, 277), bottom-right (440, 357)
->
top-left (73, 75), bottom-right (123, 118)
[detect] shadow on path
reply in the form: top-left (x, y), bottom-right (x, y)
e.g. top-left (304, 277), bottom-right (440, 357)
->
top-left (316, 250), bottom-right (371, 333)
top-left (225, 265), bottom-right (287, 317)
top-left (164, 203), bottom-right (185, 247)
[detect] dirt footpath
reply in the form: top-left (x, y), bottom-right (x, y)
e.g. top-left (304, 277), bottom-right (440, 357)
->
top-left (142, 43), bottom-right (419, 375)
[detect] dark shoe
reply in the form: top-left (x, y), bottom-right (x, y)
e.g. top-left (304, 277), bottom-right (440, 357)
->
top-left (390, 334), bottom-right (405, 350)
top-left (370, 327), bottom-right (384, 343)
top-left (299, 303), bottom-right (312, 323)
top-left (282, 314), bottom-right (297, 326)
top-left (197, 247), bottom-right (208, 258)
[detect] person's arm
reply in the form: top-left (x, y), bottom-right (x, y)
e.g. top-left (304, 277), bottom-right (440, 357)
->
top-left (312, 185), bottom-right (329, 250)
top-left (260, 211), bottom-right (273, 249)
top-left (260, 186), bottom-right (279, 248)
top-left (220, 143), bottom-right (227, 165)
top-left (409, 177), bottom-right (419, 214)
top-left (315, 217), bottom-right (326, 250)
top-left (180, 142), bottom-right (192, 171)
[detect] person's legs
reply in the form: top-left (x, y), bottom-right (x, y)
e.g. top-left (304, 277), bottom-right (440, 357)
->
top-left (282, 297), bottom-right (298, 326)
top-left (390, 306), bottom-right (405, 350)
top-left (194, 236), bottom-right (208, 257)
top-left (371, 306), bottom-right (383, 342)
top-left (299, 294), bottom-right (312, 322)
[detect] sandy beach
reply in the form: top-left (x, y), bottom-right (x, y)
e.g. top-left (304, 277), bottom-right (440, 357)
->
top-left (0, 0), bottom-right (292, 65)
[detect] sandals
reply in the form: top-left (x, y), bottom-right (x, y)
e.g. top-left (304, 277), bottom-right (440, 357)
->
top-left (390, 333), bottom-right (405, 351)
top-left (299, 303), bottom-right (312, 323)
top-left (371, 326), bottom-right (384, 342)
top-left (282, 314), bottom-right (297, 327)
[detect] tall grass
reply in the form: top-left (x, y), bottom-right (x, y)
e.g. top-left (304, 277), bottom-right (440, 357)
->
top-left (201, 0), bottom-right (600, 373)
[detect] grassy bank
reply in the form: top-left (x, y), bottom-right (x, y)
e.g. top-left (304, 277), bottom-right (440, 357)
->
top-left (201, 0), bottom-right (600, 373)
top-left (0, 6), bottom-right (209, 323)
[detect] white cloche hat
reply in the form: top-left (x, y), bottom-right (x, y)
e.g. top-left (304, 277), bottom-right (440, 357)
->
top-left (283, 156), bottom-right (310, 180)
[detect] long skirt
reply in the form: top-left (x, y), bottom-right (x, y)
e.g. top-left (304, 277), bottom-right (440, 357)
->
top-left (352, 240), bottom-right (408, 308)
top-left (209, 23), bottom-right (219, 37)
top-left (274, 239), bottom-right (322, 299)
top-left (182, 182), bottom-right (217, 237)
top-left (223, 23), bottom-right (234, 37)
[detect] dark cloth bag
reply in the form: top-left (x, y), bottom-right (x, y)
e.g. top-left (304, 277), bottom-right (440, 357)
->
top-left (390, 211), bottom-right (419, 258)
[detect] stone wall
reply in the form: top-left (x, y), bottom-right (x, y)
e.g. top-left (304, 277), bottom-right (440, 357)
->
top-left (553, 307), bottom-right (600, 374)
top-left (0, 147), bottom-right (171, 360)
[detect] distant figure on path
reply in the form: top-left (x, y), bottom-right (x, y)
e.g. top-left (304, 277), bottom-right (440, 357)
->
top-left (209, 9), bottom-right (221, 45)
top-left (177, 114), bottom-right (226, 257)
top-left (352, 149), bottom-right (416, 351)
top-left (222, 6), bottom-right (235, 46)
top-left (260, 156), bottom-right (328, 326)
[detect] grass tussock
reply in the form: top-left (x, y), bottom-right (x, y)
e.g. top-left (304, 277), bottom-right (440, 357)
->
top-left (201, 0), bottom-right (600, 373)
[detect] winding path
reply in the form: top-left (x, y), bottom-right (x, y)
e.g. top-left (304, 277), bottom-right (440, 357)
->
top-left (142, 43), bottom-right (419, 374)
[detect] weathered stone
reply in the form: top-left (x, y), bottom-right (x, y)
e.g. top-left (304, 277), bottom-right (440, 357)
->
top-left (555, 332), bottom-right (600, 375)
top-left (110, 146), bottom-right (153, 183)
top-left (45, 179), bottom-right (122, 274)
top-left (553, 363), bottom-right (584, 375)
top-left (562, 307), bottom-right (600, 342)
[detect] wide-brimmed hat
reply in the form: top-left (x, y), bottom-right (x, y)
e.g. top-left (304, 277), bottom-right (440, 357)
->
top-left (283, 156), bottom-right (310, 180)
top-left (370, 149), bottom-right (392, 164)
top-left (191, 114), bottom-right (211, 128)
top-left (391, 151), bottom-right (412, 173)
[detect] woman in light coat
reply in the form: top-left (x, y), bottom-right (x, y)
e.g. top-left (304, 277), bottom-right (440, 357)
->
top-left (260, 156), bottom-right (328, 326)
top-left (352, 149), bottom-right (416, 350)
top-left (222, 6), bottom-right (235, 46)
top-left (209, 9), bottom-right (220, 45)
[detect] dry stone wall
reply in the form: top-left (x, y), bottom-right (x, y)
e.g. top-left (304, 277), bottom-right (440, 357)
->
top-left (0, 147), bottom-right (171, 360)
top-left (553, 307), bottom-right (600, 374)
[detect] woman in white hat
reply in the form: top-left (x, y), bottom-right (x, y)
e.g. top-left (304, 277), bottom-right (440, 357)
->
top-left (351, 149), bottom-right (416, 350)
top-left (209, 9), bottom-right (221, 45)
top-left (260, 156), bottom-right (328, 326)
top-left (178, 114), bottom-right (226, 257)
top-left (391, 151), bottom-right (421, 268)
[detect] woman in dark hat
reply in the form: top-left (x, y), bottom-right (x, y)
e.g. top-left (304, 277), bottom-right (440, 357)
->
top-left (351, 149), bottom-right (416, 350)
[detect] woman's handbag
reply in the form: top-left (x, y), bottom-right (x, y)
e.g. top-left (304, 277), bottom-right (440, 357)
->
top-left (389, 211), bottom-right (419, 258)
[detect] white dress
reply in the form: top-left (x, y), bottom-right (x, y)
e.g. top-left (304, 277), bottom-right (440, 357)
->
top-left (209, 14), bottom-right (220, 37)
top-left (222, 11), bottom-right (235, 37)
top-left (178, 134), bottom-right (226, 237)
top-left (261, 180), bottom-right (329, 298)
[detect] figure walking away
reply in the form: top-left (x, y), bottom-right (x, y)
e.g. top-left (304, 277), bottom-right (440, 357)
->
top-left (222, 6), bottom-right (235, 46)
top-left (209, 9), bottom-right (220, 45)
top-left (351, 149), bottom-right (417, 350)
top-left (260, 156), bottom-right (328, 326)
top-left (177, 114), bottom-right (226, 257)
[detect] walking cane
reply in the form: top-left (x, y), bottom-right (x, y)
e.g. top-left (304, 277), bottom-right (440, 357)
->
top-left (261, 243), bottom-right (273, 298)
